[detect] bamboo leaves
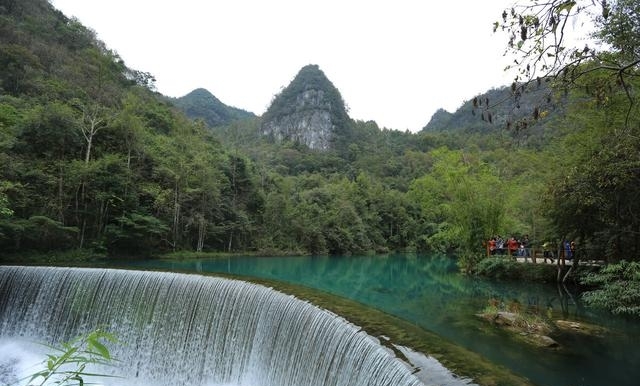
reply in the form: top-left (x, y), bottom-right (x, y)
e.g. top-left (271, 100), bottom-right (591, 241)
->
top-left (25, 329), bottom-right (119, 386)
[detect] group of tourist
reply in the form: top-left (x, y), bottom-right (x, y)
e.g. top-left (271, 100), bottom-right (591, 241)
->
top-left (487, 235), bottom-right (577, 263)
top-left (487, 235), bottom-right (532, 257)
top-left (542, 239), bottom-right (576, 262)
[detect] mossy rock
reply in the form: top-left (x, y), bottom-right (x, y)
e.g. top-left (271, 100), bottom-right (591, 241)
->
top-left (476, 311), bottom-right (559, 348)
top-left (554, 320), bottom-right (608, 337)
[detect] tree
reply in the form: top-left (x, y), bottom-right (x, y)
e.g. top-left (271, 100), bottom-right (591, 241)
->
top-left (0, 181), bottom-right (14, 242)
top-left (545, 90), bottom-right (640, 261)
top-left (73, 99), bottom-right (108, 164)
top-left (495, 0), bottom-right (639, 127)
top-left (494, 0), bottom-right (640, 263)
top-left (105, 212), bottom-right (168, 255)
top-left (408, 147), bottom-right (507, 256)
top-left (220, 153), bottom-right (263, 252)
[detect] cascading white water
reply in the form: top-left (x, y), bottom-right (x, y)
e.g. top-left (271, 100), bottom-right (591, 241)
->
top-left (0, 266), bottom-right (425, 386)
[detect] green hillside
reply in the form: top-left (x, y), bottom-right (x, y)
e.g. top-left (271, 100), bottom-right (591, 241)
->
top-left (170, 88), bottom-right (254, 128)
top-left (1, 0), bottom-right (639, 284)
top-left (422, 82), bottom-right (564, 148)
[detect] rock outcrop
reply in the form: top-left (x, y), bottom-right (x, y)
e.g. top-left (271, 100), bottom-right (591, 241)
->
top-left (477, 311), bottom-right (559, 348)
top-left (260, 64), bottom-right (350, 151)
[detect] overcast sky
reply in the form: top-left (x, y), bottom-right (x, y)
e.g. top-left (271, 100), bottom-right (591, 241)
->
top-left (51, 0), bottom-right (519, 132)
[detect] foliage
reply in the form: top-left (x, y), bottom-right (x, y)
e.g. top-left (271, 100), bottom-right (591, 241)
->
top-left (170, 88), bottom-right (254, 128)
top-left (476, 257), bottom-right (557, 282)
top-left (494, 0), bottom-right (640, 81)
top-left (0, 193), bottom-right (12, 218)
top-left (544, 74), bottom-right (640, 261)
top-left (0, 0), bottom-right (637, 283)
top-left (24, 329), bottom-right (118, 386)
top-left (491, 0), bottom-right (640, 264)
top-left (495, 0), bottom-right (640, 128)
top-left (0, 180), bottom-right (13, 219)
top-left (581, 261), bottom-right (640, 317)
top-left (496, 0), bottom-right (599, 80)
top-left (407, 147), bottom-right (507, 254)
top-left (104, 212), bottom-right (168, 256)
top-left (456, 252), bottom-right (485, 275)
top-left (423, 84), bottom-right (561, 144)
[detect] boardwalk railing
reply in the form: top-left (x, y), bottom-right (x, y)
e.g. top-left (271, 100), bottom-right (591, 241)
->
top-left (485, 245), bottom-right (605, 266)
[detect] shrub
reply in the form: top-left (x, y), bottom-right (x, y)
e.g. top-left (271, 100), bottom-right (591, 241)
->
top-left (476, 257), bottom-right (522, 280)
top-left (476, 257), bottom-right (556, 282)
top-left (581, 261), bottom-right (640, 317)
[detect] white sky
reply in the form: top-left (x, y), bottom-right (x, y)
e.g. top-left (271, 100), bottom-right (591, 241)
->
top-left (51, 0), bottom-right (519, 132)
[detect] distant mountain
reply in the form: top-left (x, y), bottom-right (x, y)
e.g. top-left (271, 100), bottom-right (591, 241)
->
top-left (171, 88), bottom-right (255, 127)
top-left (260, 64), bottom-right (351, 151)
top-left (422, 81), bottom-right (562, 137)
top-left (423, 108), bottom-right (454, 132)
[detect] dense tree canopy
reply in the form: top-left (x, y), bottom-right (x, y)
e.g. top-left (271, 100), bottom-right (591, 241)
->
top-left (0, 0), bottom-right (638, 282)
top-left (475, 0), bottom-right (640, 264)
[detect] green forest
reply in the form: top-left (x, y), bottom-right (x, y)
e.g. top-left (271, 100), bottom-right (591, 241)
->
top-left (1, 0), bottom-right (639, 293)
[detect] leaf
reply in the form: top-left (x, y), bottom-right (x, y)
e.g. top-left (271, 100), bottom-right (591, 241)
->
top-left (88, 338), bottom-right (111, 360)
top-left (556, 1), bottom-right (576, 14)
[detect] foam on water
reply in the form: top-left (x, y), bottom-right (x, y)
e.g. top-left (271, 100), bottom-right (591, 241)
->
top-left (0, 339), bottom-right (44, 385)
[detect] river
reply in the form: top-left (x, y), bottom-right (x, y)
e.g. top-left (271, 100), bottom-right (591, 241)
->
top-left (113, 253), bottom-right (640, 386)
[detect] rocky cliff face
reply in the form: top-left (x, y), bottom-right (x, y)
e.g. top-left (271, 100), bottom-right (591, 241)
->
top-left (260, 65), bottom-right (350, 151)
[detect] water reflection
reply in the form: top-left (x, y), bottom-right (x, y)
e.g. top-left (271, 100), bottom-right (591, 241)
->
top-left (116, 254), bottom-right (640, 386)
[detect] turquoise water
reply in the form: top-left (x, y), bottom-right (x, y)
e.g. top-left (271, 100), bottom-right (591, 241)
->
top-left (114, 254), bottom-right (640, 386)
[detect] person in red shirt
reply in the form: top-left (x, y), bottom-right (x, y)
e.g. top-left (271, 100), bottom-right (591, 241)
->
top-left (508, 236), bottom-right (519, 258)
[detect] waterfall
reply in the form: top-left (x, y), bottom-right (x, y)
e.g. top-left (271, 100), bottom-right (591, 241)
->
top-left (0, 266), bottom-right (425, 386)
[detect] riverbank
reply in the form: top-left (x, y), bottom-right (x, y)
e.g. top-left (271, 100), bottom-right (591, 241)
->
top-left (474, 256), bottom-right (602, 284)
top-left (0, 248), bottom-right (297, 264)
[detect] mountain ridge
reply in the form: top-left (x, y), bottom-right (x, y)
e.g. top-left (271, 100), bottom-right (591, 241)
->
top-left (170, 88), bottom-right (255, 128)
top-left (422, 81), bottom-right (560, 137)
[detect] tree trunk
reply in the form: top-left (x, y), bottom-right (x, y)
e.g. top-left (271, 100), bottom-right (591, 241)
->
top-left (172, 179), bottom-right (180, 251)
top-left (85, 135), bottom-right (93, 164)
top-left (562, 256), bottom-right (580, 283)
top-left (79, 104), bottom-right (104, 164)
top-left (57, 164), bottom-right (65, 223)
top-left (196, 217), bottom-right (205, 252)
top-left (79, 218), bottom-right (86, 249)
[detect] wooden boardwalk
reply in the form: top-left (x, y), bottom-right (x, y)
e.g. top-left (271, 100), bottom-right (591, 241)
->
top-left (511, 255), bottom-right (605, 266)
top-left (486, 247), bottom-right (606, 267)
